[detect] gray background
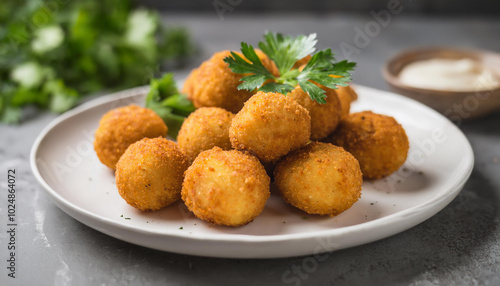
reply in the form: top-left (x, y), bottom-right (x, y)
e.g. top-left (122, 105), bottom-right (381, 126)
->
top-left (1, 8), bottom-right (500, 286)
top-left (139, 0), bottom-right (500, 15)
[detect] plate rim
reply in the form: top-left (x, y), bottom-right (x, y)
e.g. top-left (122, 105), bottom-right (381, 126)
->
top-left (30, 85), bottom-right (474, 252)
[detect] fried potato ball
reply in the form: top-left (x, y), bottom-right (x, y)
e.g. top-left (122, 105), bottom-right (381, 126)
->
top-left (182, 147), bottom-right (270, 227)
top-left (274, 142), bottom-right (362, 216)
top-left (230, 91), bottom-right (311, 163)
top-left (288, 85), bottom-right (342, 140)
top-left (177, 107), bottom-right (235, 162)
top-left (116, 137), bottom-right (189, 211)
top-left (291, 54), bottom-right (357, 120)
top-left (94, 105), bottom-right (167, 170)
top-left (327, 111), bottom-right (409, 179)
top-left (338, 85), bottom-right (358, 101)
top-left (182, 51), bottom-right (252, 113)
top-left (335, 85), bottom-right (358, 119)
top-left (182, 50), bottom-right (278, 113)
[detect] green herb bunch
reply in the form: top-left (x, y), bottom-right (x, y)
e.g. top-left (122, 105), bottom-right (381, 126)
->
top-left (145, 73), bottom-right (195, 139)
top-left (0, 0), bottom-right (193, 123)
top-left (224, 32), bottom-right (356, 104)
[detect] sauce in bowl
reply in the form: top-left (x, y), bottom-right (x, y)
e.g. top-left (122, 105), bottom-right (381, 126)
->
top-left (398, 58), bottom-right (500, 92)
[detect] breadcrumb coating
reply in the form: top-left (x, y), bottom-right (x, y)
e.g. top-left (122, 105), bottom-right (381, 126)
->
top-left (335, 85), bottom-right (358, 119)
top-left (274, 142), bottom-right (363, 216)
top-left (326, 111), bottom-right (409, 179)
top-left (182, 50), bottom-right (278, 113)
top-left (116, 137), bottom-right (189, 211)
top-left (181, 147), bottom-right (270, 226)
top-left (94, 105), bottom-right (167, 170)
top-left (229, 91), bottom-right (311, 163)
top-left (177, 107), bottom-right (234, 162)
top-left (288, 85), bottom-right (342, 140)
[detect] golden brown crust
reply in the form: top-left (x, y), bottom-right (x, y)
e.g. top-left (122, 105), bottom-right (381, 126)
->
top-left (181, 147), bottom-right (270, 227)
top-left (326, 111), bottom-right (409, 179)
top-left (229, 91), bottom-right (311, 163)
top-left (177, 107), bottom-right (234, 162)
top-left (182, 50), bottom-right (278, 114)
top-left (94, 105), bottom-right (167, 170)
top-left (288, 85), bottom-right (342, 140)
top-left (338, 85), bottom-right (358, 101)
top-left (182, 51), bottom-right (252, 113)
top-left (182, 67), bottom-right (199, 97)
top-left (115, 137), bottom-right (189, 211)
top-left (274, 142), bottom-right (362, 216)
top-left (335, 85), bottom-right (358, 119)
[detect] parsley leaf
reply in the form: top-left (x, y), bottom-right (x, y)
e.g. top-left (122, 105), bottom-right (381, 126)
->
top-left (259, 82), bottom-right (295, 95)
top-left (145, 73), bottom-right (195, 139)
top-left (224, 43), bottom-right (274, 91)
top-left (224, 32), bottom-right (356, 104)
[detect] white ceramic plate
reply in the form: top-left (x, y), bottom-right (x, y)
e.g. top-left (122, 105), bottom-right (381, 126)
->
top-left (30, 85), bottom-right (474, 258)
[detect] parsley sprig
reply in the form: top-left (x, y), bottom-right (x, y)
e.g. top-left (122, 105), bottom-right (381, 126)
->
top-left (145, 73), bottom-right (195, 139)
top-left (224, 32), bottom-right (356, 104)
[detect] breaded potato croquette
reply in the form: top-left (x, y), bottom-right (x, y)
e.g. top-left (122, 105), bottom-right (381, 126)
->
top-left (116, 137), bottom-right (189, 211)
top-left (337, 85), bottom-right (358, 101)
top-left (335, 85), bottom-right (358, 119)
top-left (177, 107), bottom-right (234, 162)
top-left (182, 147), bottom-right (270, 227)
top-left (288, 85), bottom-right (342, 140)
top-left (182, 50), bottom-right (278, 113)
top-left (230, 91), bottom-right (311, 163)
top-left (274, 142), bottom-right (362, 216)
top-left (327, 111), bottom-right (409, 179)
top-left (94, 105), bottom-right (167, 170)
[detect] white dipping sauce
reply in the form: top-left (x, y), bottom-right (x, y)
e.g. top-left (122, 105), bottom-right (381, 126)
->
top-left (399, 58), bottom-right (500, 91)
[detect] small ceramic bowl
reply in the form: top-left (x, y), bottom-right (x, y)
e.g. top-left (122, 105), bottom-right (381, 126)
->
top-left (383, 47), bottom-right (500, 120)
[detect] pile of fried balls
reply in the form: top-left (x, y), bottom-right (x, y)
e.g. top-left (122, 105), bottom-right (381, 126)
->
top-left (93, 50), bottom-right (409, 227)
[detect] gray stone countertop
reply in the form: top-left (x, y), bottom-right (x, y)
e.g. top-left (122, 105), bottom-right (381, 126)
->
top-left (1, 12), bottom-right (499, 286)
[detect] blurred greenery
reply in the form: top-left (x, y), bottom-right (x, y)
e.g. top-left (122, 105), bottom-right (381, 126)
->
top-left (0, 0), bottom-right (194, 123)
top-left (145, 73), bottom-right (195, 139)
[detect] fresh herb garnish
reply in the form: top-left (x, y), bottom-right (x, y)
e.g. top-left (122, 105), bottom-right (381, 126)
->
top-left (224, 32), bottom-right (356, 104)
top-left (145, 73), bottom-right (195, 139)
top-left (0, 0), bottom-right (193, 123)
